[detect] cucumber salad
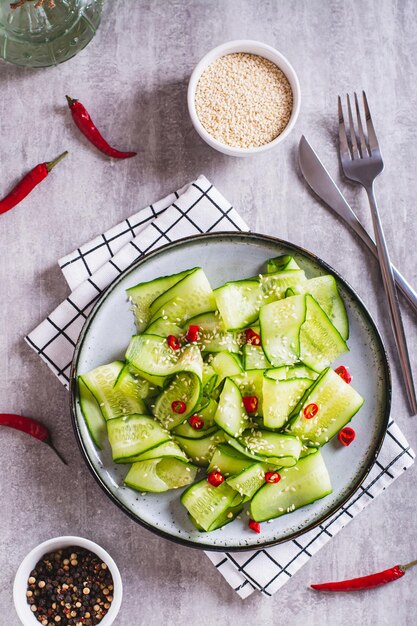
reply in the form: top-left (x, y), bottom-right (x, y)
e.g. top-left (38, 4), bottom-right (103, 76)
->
top-left (78, 255), bottom-right (364, 533)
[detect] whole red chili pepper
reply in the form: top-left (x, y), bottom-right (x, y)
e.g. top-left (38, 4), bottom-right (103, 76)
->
top-left (311, 559), bottom-right (417, 592)
top-left (66, 96), bottom-right (137, 159)
top-left (0, 413), bottom-right (67, 465)
top-left (0, 151), bottom-right (68, 215)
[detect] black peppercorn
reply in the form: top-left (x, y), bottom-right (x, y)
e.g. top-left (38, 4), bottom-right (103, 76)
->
top-left (26, 547), bottom-right (114, 626)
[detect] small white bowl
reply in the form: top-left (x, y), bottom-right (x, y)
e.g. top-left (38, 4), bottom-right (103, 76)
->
top-left (13, 536), bottom-right (123, 626)
top-left (187, 39), bottom-right (301, 157)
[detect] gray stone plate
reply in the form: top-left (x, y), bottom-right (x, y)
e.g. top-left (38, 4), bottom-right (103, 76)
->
top-left (70, 233), bottom-right (390, 551)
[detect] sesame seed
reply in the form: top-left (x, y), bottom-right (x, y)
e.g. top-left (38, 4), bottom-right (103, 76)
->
top-left (195, 53), bottom-right (293, 149)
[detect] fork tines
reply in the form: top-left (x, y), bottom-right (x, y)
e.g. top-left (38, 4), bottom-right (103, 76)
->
top-left (338, 91), bottom-right (379, 160)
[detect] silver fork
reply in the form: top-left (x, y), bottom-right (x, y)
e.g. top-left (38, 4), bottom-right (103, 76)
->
top-left (338, 91), bottom-right (417, 415)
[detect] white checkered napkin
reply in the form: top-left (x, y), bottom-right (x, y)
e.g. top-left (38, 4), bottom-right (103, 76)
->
top-left (26, 175), bottom-right (248, 386)
top-left (25, 175), bottom-right (415, 599)
top-left (59, 182), bottom-right (190, 292)
top-left (208, 420), bottom-right (415, 598)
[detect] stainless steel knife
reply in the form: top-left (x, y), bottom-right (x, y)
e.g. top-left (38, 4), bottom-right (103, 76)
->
top-left (298, 135), bottom-right (417, 316)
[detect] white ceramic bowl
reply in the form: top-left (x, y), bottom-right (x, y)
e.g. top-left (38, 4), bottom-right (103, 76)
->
top-left (13, 536), bottom-right (123, 626)
top-left (187, 39), bottom-right (301, 157)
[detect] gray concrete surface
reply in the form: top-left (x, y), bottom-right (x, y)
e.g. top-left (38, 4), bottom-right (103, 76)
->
top-left (1, 1), bottom-right (417, 624)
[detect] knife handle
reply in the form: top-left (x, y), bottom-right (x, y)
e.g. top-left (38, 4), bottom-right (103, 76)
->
top-left (393, 265), bottom-right (417, 317)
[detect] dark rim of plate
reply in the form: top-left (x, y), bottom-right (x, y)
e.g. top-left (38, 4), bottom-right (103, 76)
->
top-left (69, 232), bottom-right (391, 552)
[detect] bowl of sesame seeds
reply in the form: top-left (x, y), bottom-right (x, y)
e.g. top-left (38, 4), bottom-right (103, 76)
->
top-left (13, 536), bottom-right (122, 626)
top-left (188, 40), bottom-right (301, 156)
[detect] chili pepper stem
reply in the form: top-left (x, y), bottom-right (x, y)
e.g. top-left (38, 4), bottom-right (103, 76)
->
top-left (401, 558), bottom-right (417, 572)
top-left (45, 150), bottom-right (69, 172)
top-left (65, 95), bottom-right (77, 107)
top-left (47, 441), bottom-right (68, 466)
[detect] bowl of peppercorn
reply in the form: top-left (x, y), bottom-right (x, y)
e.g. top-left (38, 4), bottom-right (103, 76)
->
top-left (13, 536), bottom-right (122, 626)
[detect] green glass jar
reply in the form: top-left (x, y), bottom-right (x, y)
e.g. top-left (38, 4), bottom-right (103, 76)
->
top-left (0, 0), bottom-right (104, 68)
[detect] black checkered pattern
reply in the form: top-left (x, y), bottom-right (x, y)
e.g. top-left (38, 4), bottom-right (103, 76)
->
top-left (59, 184), bottom-right (187, 291)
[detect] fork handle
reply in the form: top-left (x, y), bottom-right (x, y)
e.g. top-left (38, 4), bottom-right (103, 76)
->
top-left (339, 207), bottom-right (417, 316)
top-left (366, 185), bottom-right (417, 415)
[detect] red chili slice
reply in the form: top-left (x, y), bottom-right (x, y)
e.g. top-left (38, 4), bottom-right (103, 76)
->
top-left (242, 395), bottom-right (258, 414)
top-left (186, 325), bottom-right (200, 343)
top-left (245, 329), bottom-right (261, 346)
top-left (171, 400), bottom-right (186, 414)
top-left (338, 426), bottom-right (356, 446)
top-left (207, 470), bottom-right (225, 487)
top-left (167, 335), bottom-right (181, 350)
top-left (265, 471), bottom-right (281, 484)
top-left (248, 519), bottom-right (261, 534)
top-left (304, 403), bottom-right (319, 419)
top-left (335, 365), bottom-right (352, 384)
top-left (189, 414), bottom-right (204, 430)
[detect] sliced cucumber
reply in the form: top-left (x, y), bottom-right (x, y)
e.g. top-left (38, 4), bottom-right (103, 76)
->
top-left (184, 312), bottom-right (241, 353)
top-left (260, 295), bottom-right (306, 366)
top-left (208, 443), bottom-right (254, 476)
top-left (116, 364), bottom-right (159, 399)
top-left (303, 275), bottom-right (349, 340)
top-left (132, 439), bottom-right (189, 462)
top-left (194, 394), bottom-right (219, 418)
top-left (88, 258), bottom-right (353, 527)
top-left (250, 451), bottom-right (332, 521)
top-left (149, 268), bottom-right (216, 324)
top-left (226, 462), bottom-right (266, 499)
top-left (288, 367), bottom-right (364, 446)
top-left (173, 430), bottom-right (225, 467)
top-left (145, 317), bottom-right (183, 337)
top-left (125, 458), bottom-right (197, 493)
top-left (214, 271), bottom-right (306, 331)
top-left (126, 335), bottom-right (203, 386)
top-left (266, 255), bottom-right (302, 273)
top-left (266, 364), bottom-right (318, 381)
top-left (172, 397), bottom-right (218, 438)
top-left (202, 362), bottom-right (218, 395)
top-left (230, 369), bottom-right (264, 416)
top-left (107, 414), bottom-right (170, 463)
top-left (214, 279), bottom-right (261, 330)
top-left (242, 344), bottom-right (271, 370)
top-left (214, 378), bottom-right (250, 438)
top-left (210, 351), bottom-right (243, 386)
top-left (226, 436), bottom-right (275, 464)
top-left (127, 269), bottom-right (192, 332)
top-left (153, 372), bottom-right (202, 430)
top-left (192, 500), bottom-right (243, 532)
top-left (300, 445), bottom-right (319, 458)
top-left (80, 361), bottom-right (147, 420)
top-left (259, 270), bottom-right (306, 301)
top-left (263, 375), bottom-right (312, 429)
top-left (299, 294), bottom-right (348, 372)
top-left (173, 424), bottom-right (218, 441)
top-left (78, 378), bottom-right (107, 449)
top-left (181, 479), bottom-right (243, 532)
top-left (237, 430), bottom-right (302, 467)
